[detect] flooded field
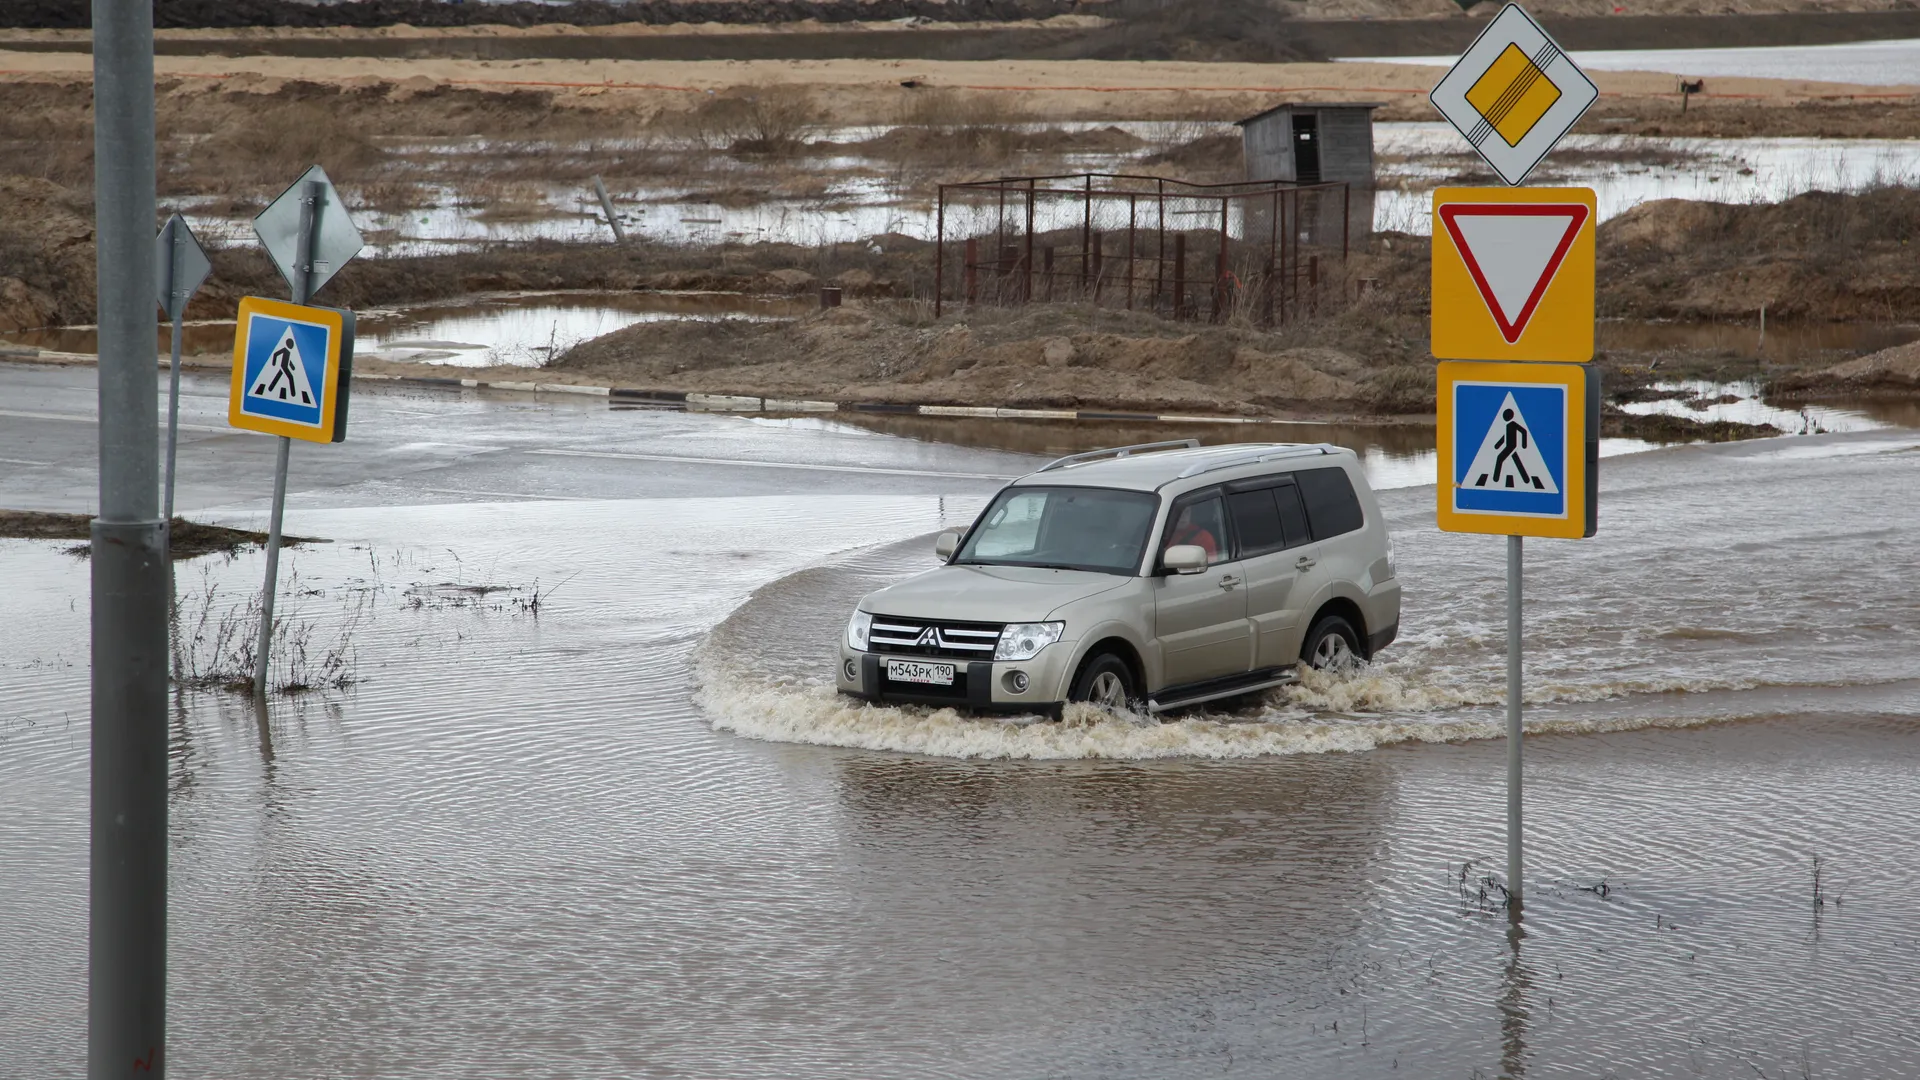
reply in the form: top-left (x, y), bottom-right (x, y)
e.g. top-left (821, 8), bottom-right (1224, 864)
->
top-left (1345, 36), bottom-right (1920, 86)
top-left (3, 360), bottom-right (1919, 1077)
top-left (144, 121), bottom-right (1920, 253)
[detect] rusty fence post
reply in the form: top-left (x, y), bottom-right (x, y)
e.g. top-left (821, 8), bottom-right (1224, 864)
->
top-left (1173, 233), bottom-right (1186, 320)
top-left (964, 237), bottom-right (978, 306)
top-left (934, 186), bottom-right (946, 318)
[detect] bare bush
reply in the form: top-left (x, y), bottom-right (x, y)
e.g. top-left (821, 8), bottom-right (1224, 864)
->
top-left (188, 101), bottom-right (386, 187)
top-left (684, 90), bottom-right (823, 157)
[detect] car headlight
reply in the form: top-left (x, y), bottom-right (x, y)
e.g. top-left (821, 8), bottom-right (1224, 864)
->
top-left (995, 622), bottom-right (1063, 661)
top-left (1385, 536), bottom-right (1396, 580)
top-left (846, 610), bottom-right (872, 651)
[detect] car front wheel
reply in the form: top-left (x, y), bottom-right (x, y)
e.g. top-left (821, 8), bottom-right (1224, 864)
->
top-left (1069, 653), bottom-right (1136, 712)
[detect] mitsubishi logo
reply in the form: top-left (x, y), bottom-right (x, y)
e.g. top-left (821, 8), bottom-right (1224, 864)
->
top-left (915, 627), bottom-right (940, 647)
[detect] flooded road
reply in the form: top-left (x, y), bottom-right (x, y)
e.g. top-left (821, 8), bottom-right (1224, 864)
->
top-left (3, 363), bottom-right (1919, 1077)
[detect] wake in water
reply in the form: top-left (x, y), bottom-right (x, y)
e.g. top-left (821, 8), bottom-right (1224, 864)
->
top-left (695, 435), bottom-right (1920, 760)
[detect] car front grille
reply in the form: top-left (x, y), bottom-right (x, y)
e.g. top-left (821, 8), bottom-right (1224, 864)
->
top-left (868, 616), bottom-right (1005, 661)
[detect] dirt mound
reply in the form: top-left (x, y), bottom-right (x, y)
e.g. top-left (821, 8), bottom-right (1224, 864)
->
top-left (3, 0), bottom-right (1077, 31)
top-left (1598, 186), bottom-right (1920, 321)
top-left (0, 176), bottom-right (94, 332)
top-left (549, 300), bottom-right (1391, 416)
top-left (1773, 339), bottom-right (1920, 398)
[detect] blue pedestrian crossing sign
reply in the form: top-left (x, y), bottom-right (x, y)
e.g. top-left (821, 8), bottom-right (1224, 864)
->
top-left (228, 296), bottom-right (354, 443)
top-left (1436, 361), bottom-right (1597, 538)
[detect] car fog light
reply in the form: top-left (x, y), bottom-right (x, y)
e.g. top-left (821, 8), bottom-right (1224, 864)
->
top-left (843, 658), bottom-right (858, 682)
top-left (1007, 670), bottom-right (1030, 694)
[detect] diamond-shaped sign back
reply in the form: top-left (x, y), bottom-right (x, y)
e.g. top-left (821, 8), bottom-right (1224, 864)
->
top-left (253, 165), bottom-right (364, 302)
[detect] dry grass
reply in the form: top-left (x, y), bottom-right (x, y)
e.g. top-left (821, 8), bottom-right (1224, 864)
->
top-left (178, 101), bottom-right (387, 189)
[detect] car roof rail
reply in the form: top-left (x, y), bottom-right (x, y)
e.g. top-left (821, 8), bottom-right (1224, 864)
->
top-left (1171, 443), bottom-right (1334, 480)
top-left (1035, 439), bottom-right (1202, 473)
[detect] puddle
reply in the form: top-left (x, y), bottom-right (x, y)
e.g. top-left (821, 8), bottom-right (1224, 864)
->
top-left (1, 290), bottom-right (812, 368)
top-left (1616, 378), bottom-right (1900, 434)
top-left (355, 290), bottom-right (811, 367)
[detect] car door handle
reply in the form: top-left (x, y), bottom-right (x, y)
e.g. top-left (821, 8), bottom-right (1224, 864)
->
top-left (1218, 575), bottom-right (1241, 590)
top-left (1294, 556), bottom-right (1316, 571)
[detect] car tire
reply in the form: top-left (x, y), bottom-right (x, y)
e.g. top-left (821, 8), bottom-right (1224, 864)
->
top-left (1301, 614), bottom-right (1363, 672)
top-left (1069, 653), bottom-right (1136, 712)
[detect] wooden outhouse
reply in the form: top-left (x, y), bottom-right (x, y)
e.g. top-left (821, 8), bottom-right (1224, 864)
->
top-left (1236, 102), bottom-right (1380, 244)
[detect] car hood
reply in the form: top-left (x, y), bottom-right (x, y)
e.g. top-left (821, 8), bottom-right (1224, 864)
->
top-left (863, 563), bottom-right (1131, 624)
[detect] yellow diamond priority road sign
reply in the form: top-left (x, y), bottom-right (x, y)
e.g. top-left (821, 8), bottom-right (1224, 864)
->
top-left (1430, 4), bottom-right (1598, 187)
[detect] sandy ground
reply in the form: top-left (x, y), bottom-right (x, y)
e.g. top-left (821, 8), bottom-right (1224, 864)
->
top-left (3, 50), bottom-right (1914, 127)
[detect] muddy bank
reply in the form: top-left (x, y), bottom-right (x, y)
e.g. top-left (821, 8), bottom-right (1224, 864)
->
top-left (1773, 338), bottom-right (1920, 399)
top-left (2, 0), bottom-right (1077, 32)
top-left (0, 510), bottom-right (318, 559)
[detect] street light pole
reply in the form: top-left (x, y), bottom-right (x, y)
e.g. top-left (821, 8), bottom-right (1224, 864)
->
top-left (89, 0), bottom-right (169, 1076)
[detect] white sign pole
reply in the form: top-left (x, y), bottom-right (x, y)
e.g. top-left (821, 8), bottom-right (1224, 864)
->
top-left (1506, 532), bottom-right (1524, 912)
top-left (252, 180), bottom-right (321, 698)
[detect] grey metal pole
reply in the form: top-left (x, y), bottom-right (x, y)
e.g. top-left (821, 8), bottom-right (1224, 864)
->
top-left (253, 436), bottom-right (291, 696)
top-left (252, 181), bottom-right (320, 696)
top-left (592, 175), bottom-right (625, 243)
top-left (89, 0), bottom-right (169, 1076)
top-left (163, 314), bottom-right (182, 524)
top-left (1507, 532), bottom-right (1524, 912)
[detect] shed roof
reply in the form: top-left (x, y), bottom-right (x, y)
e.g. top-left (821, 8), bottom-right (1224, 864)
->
top-left (1234, 102), bottom-right (1386, 127)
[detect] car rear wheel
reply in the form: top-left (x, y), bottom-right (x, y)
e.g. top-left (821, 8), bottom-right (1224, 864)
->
top-left (1069, 653), bottom-right (1136, 712)
top-left (1302, 615), bottom-right (1362, 672)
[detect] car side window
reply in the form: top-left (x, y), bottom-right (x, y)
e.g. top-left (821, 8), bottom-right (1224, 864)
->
top-left (1272, 483), bottom-right (1311, 548)
top-left (1296, 467), bottom-right (1364, 540)
top-left (1227, 489), bottom-right (1287, 559)
top-left (1162, 496), bottom-right (1230, 566)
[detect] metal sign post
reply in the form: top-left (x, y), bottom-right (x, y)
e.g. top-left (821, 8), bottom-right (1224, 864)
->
top-left (1429, 6), bottom-right (1600, 913)
top-left (155, 214), bottom-right (211, 525)
top-left (248, 167), bottom-right (361, 696)
top-left (90, 0), bottom-right (168, 1075)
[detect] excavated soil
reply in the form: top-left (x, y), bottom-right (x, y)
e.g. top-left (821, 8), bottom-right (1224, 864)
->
top-left (2, 0), bottom-right (1077, 31)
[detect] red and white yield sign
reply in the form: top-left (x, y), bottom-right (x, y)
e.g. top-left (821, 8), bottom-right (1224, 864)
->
top-left (1431, 186), bottom-right (1596, 362)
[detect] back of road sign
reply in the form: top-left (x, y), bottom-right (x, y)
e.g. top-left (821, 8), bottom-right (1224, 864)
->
top-left (1431, 186), bottom-right (1595, 362)
top-left (229, 296), bottom-right (354, 443)
top-left (1437, 360), bottom-right (1597, 538)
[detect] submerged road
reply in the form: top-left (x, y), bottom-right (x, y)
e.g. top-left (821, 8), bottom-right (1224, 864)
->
top-left (4, 360), bottom-right (1920, 1078)
top-left (0, 363), bottom-right (1031, 513)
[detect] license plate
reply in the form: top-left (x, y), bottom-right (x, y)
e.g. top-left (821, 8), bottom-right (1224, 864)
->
top-left (885, 659), bottom-right (955, 686)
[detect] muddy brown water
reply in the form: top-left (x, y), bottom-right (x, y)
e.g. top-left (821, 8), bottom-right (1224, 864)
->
top-left (3, 370), bottom-right (1920, 1076)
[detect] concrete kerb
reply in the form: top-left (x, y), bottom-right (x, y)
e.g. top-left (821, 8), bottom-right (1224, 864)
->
top-left (1, 352), bottom-right (1279, 426)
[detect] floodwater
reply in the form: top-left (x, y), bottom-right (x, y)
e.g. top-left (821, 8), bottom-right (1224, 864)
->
top-left (1374, 125), bottom-right (1920, 235)
top-left (0, 291), bottom-right (813, 367)
top-left (150, 115), bottom-right (1920, 252)
top-left (4, 362), bottom-right (1920, 1076)
top-left (1342, 37), bottom-right (1920, 87)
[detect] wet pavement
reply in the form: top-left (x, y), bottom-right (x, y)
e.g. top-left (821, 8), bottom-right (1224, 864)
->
top-left (3, 361), bottom-right (1920, 1077)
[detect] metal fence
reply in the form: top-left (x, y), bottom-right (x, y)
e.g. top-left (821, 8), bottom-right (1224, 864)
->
top-left (932, 173), bottom-right (1353, 325)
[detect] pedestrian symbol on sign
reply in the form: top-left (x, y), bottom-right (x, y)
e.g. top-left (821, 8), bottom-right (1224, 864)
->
top-left (248, 326), bottom-right (318, 407)
top-left (1464, 393), bottom-right (1558, 494)
top-left (1451, 380), bottom-right (1567, 520)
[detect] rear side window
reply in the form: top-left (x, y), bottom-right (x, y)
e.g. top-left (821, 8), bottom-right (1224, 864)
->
top-left (1296, 467), bottom-right (1364, 540)
top-left (1227, 490), bottom-right (1286, 558)
top-left (1272, 484), bottom-right (1310, 548)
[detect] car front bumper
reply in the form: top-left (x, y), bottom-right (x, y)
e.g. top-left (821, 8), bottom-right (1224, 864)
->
top-left (836, 641), bottom-right (1078, 712)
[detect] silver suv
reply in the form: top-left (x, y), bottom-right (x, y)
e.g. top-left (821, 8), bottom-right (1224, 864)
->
top-left (837, 441), bottom-right (1401, 714)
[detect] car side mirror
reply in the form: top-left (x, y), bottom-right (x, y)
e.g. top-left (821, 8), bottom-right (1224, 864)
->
top-left (934, 530), bottom-right (960, 561)
top-left (1162, 544), bottom-right (1208, 575)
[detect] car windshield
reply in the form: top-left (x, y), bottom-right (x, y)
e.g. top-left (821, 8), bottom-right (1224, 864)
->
top-left (953, 486), bottom-right (1159, 575)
